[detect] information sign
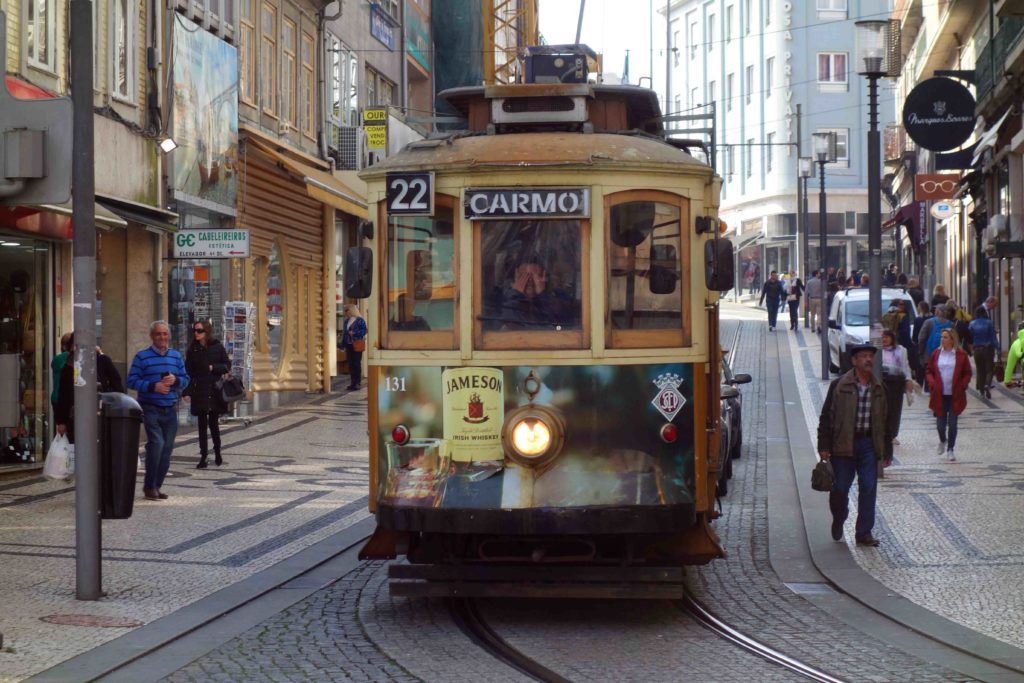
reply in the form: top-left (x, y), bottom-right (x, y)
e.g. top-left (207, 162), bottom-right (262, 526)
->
top-left (173, 229), bottom-right (250, 259)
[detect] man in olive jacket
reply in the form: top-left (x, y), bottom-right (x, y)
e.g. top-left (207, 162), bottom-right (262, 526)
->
top-left (817, 343), bottom-right (892, 547)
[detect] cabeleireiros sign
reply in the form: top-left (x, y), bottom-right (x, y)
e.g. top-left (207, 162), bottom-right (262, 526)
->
top-left (902, 77), bottom-right (976, 152)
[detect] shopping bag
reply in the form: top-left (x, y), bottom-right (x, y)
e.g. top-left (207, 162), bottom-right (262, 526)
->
top-left (811, 459), bottom-right (834, 492)
top-left (43, 434), bottom-right (74, 481)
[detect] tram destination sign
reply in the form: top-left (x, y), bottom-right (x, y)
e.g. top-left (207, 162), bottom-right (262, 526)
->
top-left (173, 229), bottom-right (250, 259)
top-left (464, 187), bottom-right (590, 220)
top-left (386, 172), bottom-right (434, 216)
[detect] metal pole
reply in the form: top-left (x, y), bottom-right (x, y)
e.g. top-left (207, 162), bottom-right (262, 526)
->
top-left (819, 160), bottom-right (829, 381)
top-left (796, 104), bottom-right (808, 327)
top-left (665, 0), bottom-right (672, 113)
top-left (71, 0), bottom-right (101, 600)
top-left (574, 0), bottom-right (586, 45)
top-left (867, 74), bottom-right (882, 378)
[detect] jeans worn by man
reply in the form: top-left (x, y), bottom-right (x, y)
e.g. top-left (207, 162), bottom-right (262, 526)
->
top-left (127, 321), bottom-right (189, 501)
top-left (816, 343), bottom-right (892, 546)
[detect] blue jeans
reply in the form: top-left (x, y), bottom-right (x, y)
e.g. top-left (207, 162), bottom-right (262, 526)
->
top-left (829, 437), bottom-right (879, 540)
top-left (142, 404), bottom-right (178, 491)
top-left (937, 395), bottom-right (958, 449)
top-left (766, 299), bottom-right (780, 328)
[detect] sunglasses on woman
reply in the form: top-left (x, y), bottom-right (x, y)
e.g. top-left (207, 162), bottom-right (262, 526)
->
top-left (194, 328), bottom-right (205, 334)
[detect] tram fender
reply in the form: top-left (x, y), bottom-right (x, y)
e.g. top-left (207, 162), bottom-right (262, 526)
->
top-left (358, 525), bottom-right (410, 560)
top-left (646, 515), bottom-right (726, 565)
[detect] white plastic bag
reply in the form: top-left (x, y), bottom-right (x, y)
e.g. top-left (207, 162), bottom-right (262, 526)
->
top-left (43, 434), bottom-right (74, 481)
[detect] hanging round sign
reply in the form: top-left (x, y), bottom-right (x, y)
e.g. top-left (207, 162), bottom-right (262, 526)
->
top-left (902, 77), bottom-right (976, 152)
top-left (930, 202), bottom-right (955, 220)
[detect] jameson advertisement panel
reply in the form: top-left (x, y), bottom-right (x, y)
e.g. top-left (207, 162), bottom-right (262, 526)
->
top-left (376, 364), bottom-right (696, 510)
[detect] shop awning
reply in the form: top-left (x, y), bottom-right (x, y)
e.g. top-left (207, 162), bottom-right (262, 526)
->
top-left (248, 139), bottom-right (368, 219)
top-left (970, 109), bottom-right (1013, 166)
top-left (34, 201), bottom-right (128, 230)
top-left (96, 194), bottom-right (178, 232)
top-left (883, 201), bottom-right (927, 252)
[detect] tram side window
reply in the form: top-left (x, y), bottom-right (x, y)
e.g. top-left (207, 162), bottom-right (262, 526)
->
top-left (386, 203), bottom-right (455, 344)
top-left (480, 220), bottom-right (582, 333)
top-left (608, 198), bottom-right (685, 342)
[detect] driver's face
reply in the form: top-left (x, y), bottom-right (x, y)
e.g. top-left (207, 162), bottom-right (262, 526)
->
top-left (515, 264), bottom-right (547, 298)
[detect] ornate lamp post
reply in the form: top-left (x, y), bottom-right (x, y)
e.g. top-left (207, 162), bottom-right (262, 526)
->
top-left (855, 19), bottom-right (892, 373)
top-left (813, 132), bottom-right (837, 380)
top-left (799, 156), bottom-right (814, 328)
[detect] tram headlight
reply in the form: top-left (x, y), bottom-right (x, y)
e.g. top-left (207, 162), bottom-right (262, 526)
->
top-left (501, 405), bottom-right (566, 468)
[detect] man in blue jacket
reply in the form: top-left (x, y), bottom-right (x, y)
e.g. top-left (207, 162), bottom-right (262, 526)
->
top-left (128, 321), bottom-right (189, 500)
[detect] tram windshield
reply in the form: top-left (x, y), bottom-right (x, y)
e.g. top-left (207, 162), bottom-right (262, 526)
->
top-left (479, 220), bottom-right (583, 333)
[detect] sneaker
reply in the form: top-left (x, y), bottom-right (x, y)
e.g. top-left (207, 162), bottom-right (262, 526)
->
top-left (937, 442), bottom-right (946, 455)
top-left (947, 449), bottom-right (956, 462)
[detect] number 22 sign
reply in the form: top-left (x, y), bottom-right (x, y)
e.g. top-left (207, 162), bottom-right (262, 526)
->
top-left (386, 172), bottom-right (434, 216)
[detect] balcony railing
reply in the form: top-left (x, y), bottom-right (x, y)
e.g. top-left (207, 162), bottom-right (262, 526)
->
top-left (884, 124), bottom-right (916, 163)
top-left (976, 16), bottom-right (1024, 100)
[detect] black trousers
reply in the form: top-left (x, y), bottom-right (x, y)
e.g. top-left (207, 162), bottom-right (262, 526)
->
top-left (974, 345), bottom-right (995, 391)
top-left (197, 411), bottom-right (221, 457)
top-left (882, 375), bottom-right (906, 442)
top-left (345, 343), bottom-right (363, 387)
top-left (788, 300), bottom-right (800, 328)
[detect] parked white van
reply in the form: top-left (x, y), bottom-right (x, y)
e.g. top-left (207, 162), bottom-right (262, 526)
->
top-left (827, 287), bottom-right (915, 373)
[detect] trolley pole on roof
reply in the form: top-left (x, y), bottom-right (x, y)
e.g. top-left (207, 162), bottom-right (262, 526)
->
top-left (71, 0), bottom-right (102, 600)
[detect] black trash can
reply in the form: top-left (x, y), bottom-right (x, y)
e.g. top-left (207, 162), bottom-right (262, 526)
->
top-left (99, 392), bottom-right (143, 520)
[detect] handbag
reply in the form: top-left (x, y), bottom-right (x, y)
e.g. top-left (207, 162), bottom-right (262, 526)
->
top-left (43, 434), bottom-right (74, 481)
top-left (352, 339), bottom-right (366, 352)
top-left (216, 376), bottom-right (246, 404)
top-left (811, 459), bottom-right (834, 492)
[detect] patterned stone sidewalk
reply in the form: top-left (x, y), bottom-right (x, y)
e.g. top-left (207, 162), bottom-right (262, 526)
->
top-left (0, 390), bottom-right (370, 683)
top-left (784, 326), bottom-right (1024, 650)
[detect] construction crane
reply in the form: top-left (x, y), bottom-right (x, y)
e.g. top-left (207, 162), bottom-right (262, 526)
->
top-left (483, 0), bottom-right (538, 85)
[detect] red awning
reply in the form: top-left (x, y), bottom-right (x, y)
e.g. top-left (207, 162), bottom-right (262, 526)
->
top-left (4, 75), bottom-right (57, 100)
top-left (883, 201), bottom-right (927, 253)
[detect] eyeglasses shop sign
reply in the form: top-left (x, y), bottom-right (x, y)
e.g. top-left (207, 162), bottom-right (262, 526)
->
top-left (464, 188), bottom-right (590, 220)
top-left (173, 229), bottom-right (251, 259)
top-left (902, 77), bottom-right (976, 152)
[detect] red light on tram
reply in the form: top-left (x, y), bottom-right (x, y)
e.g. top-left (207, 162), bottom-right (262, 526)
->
top-left (660, 423), bottom-right (679, 443)
top-left (391, 425), bottom-right (410, 445)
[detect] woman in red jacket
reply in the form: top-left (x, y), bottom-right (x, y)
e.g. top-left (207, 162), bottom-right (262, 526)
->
top-left (925, 328), bottom-right (972, 462)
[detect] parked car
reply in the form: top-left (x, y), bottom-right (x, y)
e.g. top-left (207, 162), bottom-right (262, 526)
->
top-left (717, 354), bottom-right (752, 496)
top-left (827, 287), bottom-right (914, 373)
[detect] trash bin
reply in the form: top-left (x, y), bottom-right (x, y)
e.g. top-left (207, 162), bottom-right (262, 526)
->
top-left (99, 392), bottom-right (143, 520)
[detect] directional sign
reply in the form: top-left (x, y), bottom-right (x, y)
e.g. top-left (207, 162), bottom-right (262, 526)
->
top-left (173, 229), bottom-right (250, 259)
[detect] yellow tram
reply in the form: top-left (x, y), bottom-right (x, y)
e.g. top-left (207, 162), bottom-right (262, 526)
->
top-left (350, 80), bottom-right (734, 597)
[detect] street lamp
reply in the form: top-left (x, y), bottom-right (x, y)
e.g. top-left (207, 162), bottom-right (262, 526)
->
top-left (856, 19), bottom-right (891, 374)
top-left (799, 156), bottom-right (814, 328)
top-left (813, 131), bottom-right (836, 380)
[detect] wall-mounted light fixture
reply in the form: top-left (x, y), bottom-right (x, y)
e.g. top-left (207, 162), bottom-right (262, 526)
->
top-left (159, 137), bottom-right (178, 153)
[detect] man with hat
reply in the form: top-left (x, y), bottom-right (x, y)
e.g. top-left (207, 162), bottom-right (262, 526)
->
top-left (816, 342), bottom-right (893, 547)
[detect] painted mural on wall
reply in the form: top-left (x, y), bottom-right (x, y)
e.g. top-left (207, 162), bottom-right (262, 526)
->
top-left (171, 15), bottom-right (239, 213)
top-left (377, 364), bottom-right (696, 510)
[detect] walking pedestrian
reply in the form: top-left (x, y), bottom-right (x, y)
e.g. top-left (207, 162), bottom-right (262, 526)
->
top-left (786, 273), bottom-right (803, 330)
top-left (184, 320), bottom-right (230, 469)
top-left (925, 328), bottom-right (971, 461)
top-left (920, 305), bottom-right (952, 367)
top-left (906, 277), bottom-right (925, 307)
top-left (816, 343), bottom-right (892, 547)
top-left (883, 263), bottom-right (898, 287)
top-left (758, 271), bottom-right (785, 331)
top-left (55, 333), bottom-right (124, 444)
top-left (930, 284), bottom-right (949, 311)
top-left (1004, 322), bottom-right (1024, 387)
top-left (127, 321), bottom-right (189, 501)
top-left (911, 300), bottom-right (933, 386)
top-left (880, 330), bottom-right (912, 447)
top-left (49, 332), bottom-right (72, 413)
top-left (805, 270), bottom-right (824, 333)
top-left (969, 307), bottom-right (998, 398)
top-left (341, 303), bottom-right (367, 390)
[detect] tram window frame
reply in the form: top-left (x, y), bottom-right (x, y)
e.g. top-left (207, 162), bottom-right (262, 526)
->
top-left (473, 219), bottom-right (590, 351)
top-left (605, 190), bottom-right (691, 349)
top-left (381, 194), bottom-right (459, 350)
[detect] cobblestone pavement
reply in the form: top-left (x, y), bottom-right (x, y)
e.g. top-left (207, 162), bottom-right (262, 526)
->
top-left (0, 390), bottom-right (371, 682)
top-left (783, 315), bottom-right (1024, 651)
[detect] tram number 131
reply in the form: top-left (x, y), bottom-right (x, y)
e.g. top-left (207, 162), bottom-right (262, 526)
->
top-left (386, 172), bottom-right (434, 216)
top-left (383, 376), bottom-right (407, 392)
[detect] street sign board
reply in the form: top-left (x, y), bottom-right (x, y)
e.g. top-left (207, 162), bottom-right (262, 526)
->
top-left (173, 229), bottom-right (250, 258)
top-left (363, 108), bottom-right (387, 150)
top-left (930, 202), bottom-right (955, 220)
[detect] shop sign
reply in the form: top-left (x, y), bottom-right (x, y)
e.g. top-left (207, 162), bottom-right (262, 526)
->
top-left (930, 202), bottom-right (956, 220)
top-left (442, 367), bottom-right (504, 462)
top-left (370, 5), bottom-right (396, 50)
top-left (902, 78), bottom-right (975, 152)
top-left (464, 187), bottom-right (590, 220)
top-left (405, 0), bottom-right (431, 73)
top-left (915, 173), bottom-right (960, 201)
top-left (173, 229), bottom-right (250, 259)
top-left (363, 108), bottom-right (387, 150)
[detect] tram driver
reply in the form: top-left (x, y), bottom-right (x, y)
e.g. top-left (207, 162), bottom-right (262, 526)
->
top-left (486, 260), bottom-right (578, 330)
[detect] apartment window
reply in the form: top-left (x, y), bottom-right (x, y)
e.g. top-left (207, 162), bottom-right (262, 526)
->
top-left (817, 128), bottom-right (850, 166)
top-left (673, 30), bottom-right (681, 66)
top-left (745, 65), bottom-right (753, 104)
top-left (766, 132), bottom-right (775, 171)
top-left (689, 20), bottom-right (697, 56)
top-left (817, 53), bottom-right (848, 86)
top-left (282, 18), bottom-right (297, 126)
top-left (112, 0), bottom-right (136, 101)
top-left (725, 145), bottom-right (735, 177)
top-left (726, 73), bottom-right (734, 111)
top-left (817, 0), bottom-right (846, 10)
top-left (27, 0), bottom-right (57, 71)
top-left (765, 0), bottom-right (771, 26)
top-left (744, 0), bottom-right (751, 33)
top-left (707, 14), bottom-right (715, 52)
top-left (366, 66), bottom-right (395, 107)
top-left (708, 80), bottom-right (716, 104)
top-left (300, 32), bottom-right (315, 139)
top-left (726, 5), bottom-right (734, 42)
top-left (328, 36), bottom-right (358, 128)
top-left (765, 56), bottom-right (774, 98)
top-left (674, 95), bottom-right (682, 113)
top-left (744, 138), bottom-right (753, 178)
top-left (260, 2), bottom-right (277, 116)
top-left (690, 87), bottom-right (698, 108)
top-left (239, 0), bottom-right (256, 104)
top-left (378, 0), bottom-right (399, 20)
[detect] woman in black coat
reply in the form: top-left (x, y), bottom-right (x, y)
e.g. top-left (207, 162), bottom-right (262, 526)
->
top-left (184, 321), bottom-right (231, 468)
top-left (55, 332), bottom-right (124, 444)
